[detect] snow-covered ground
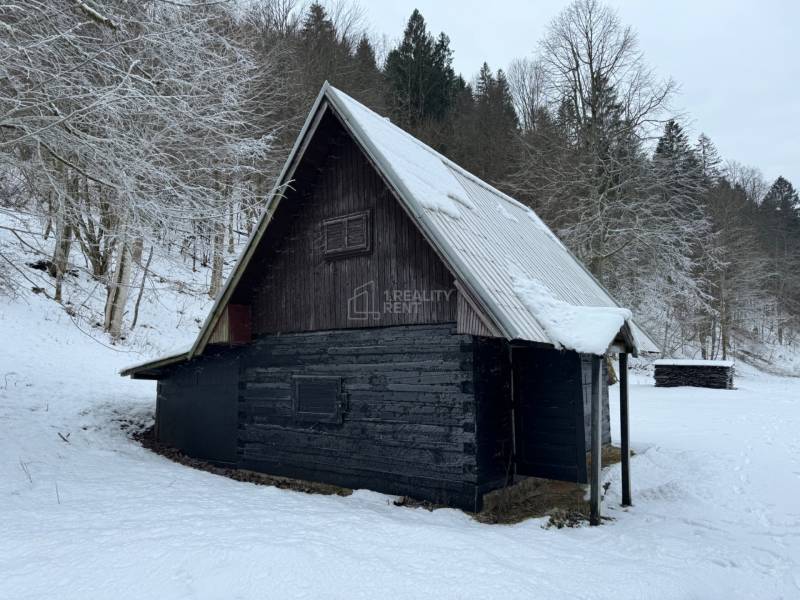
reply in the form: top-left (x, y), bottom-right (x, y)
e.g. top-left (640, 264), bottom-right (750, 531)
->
top-left (2, 288), bottom-right (799, 600)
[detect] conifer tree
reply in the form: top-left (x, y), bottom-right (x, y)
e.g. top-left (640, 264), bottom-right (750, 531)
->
top-left (384, 10), bottom-right (455, 129)
top-left (350, 35), bottom-right (385, 110)
top-left (469, 64), bottom-right (519, 181)
top-left (758, 176), bottom-right (800, 341)
top-left (696, 133), bottom-right (722, 183)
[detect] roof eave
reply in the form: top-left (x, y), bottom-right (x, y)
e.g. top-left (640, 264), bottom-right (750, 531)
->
top-left (120, 351), bottom-right (190, 379)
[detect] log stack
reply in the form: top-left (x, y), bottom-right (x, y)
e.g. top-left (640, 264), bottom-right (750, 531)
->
top-left (654, 360), bottom-right (734, 389)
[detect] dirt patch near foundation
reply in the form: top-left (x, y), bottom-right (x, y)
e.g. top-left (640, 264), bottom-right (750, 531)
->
top-left (477, 445), bottom-right (628, 526)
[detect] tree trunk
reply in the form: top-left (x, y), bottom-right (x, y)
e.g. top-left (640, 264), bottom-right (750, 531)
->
top-left (131, 245), bottom-right (153, 330)
top-left (131, 236), bottom-right (144, 266)
top-left (227, 200), bottom-right (235, 254)
top-left (209, 220), bottom-right (225, 299)
top-left (104, 237), bottom-right (133, 340)
top-left (49, 189), bottom-right (74, 303)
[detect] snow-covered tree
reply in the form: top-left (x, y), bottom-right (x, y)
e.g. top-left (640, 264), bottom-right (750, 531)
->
top-left (0, 1), bottom-right (287, 338)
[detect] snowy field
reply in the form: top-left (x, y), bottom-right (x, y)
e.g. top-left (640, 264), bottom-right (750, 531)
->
top-left (2, 292), bottom-right (800, 600)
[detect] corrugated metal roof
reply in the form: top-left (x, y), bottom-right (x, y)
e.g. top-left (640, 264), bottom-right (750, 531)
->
top-left (326, 85), bottom-right (659, 354)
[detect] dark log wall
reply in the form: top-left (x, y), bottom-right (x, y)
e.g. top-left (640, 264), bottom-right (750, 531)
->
top-left (510, 347), bottom-right (611, 484)
top-left (152, 332), bottom-right (612, 508)
top-left (512, 347), bottom-right (588, 482)
top-left (237, 324), bottom-right (483, 511)
top-left (156, 348), bottom-right (241, 465)
top-left (472, 338), bottom-right (513, 493)
top-left (232, 112), bottom-right (457, 336)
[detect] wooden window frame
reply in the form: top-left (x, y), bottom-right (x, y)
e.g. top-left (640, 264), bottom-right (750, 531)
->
top-left (292, 375), bottom-right (345, 424)
top-left (322, 210), bottom-right (371, 258)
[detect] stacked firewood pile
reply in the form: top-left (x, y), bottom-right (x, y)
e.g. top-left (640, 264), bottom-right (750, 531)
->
top-left (654, 360), bottom-right (734, 389)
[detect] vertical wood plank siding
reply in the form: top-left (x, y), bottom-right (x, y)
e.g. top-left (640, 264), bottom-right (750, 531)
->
top-left (580, 355), bottom-right (611, 449)
top-left (208, 305), bottom-right (230, 345)
top-left (237, 324), bottom-right (483, 510)
top-left (232, 114), bottom-right (457, 336)
top-left (456, 293), bottom-right (497, 337)
top-left (208, 304), bottom-right (252, 345)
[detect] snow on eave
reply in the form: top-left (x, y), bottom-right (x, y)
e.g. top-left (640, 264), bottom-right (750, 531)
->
top-left (510, 267), bottom-right (632, 356)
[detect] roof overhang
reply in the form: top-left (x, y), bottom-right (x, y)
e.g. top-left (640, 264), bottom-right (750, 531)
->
top-left (119, 350), bottom-right (189, 379)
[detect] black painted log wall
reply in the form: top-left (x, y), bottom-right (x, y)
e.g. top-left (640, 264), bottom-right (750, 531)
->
top-left (512, 347), bottom-right (586, 482)
top-left (153, 326), bottom-right (611, 510)
top-left (473, 338), bottom-right (513, 494)
top-left (156, 349), bottom-right (241, 465)
top-left (237, 323), bottom-right (483, 510)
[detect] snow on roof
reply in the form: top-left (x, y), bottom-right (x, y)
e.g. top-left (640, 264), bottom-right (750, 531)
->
top-left (327, 85), bottom-right (658, 354)
top-left (654, 359), bottom-right (734, 367)
top-left (330, 90), bottom-right (473, 219)
top-left (510, 268), bottom-right (632, 355)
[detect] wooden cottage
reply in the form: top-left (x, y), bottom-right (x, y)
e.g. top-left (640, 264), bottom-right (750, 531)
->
top-left (123, 83), bottom-right (658, 518)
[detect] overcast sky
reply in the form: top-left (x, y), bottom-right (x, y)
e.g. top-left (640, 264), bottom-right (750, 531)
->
top-left (363, 0), bottom-right (799, 190)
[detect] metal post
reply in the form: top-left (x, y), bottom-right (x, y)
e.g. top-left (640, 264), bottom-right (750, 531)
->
top-left (589, 354), bottom-right (602, 526)
top-left (508, 345), bottom-right (517, 486)
top-left (619, 352), bottom-right (632, 507)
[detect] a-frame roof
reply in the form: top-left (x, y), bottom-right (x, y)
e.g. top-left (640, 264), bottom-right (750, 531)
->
top-left (122, 83), bottom-right (658, 376)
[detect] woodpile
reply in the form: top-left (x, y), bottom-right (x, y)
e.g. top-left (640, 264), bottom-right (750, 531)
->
top-left (654, 360), bottom-right (734, 389)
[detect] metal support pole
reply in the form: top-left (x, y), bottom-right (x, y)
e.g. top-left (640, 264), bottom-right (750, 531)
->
top-left (590, 354), bottom-right (602, 526)
top-left (619, 352), bottom-right (632, 507)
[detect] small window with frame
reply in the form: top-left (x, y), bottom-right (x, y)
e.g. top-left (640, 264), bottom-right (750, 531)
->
top-left (292, 375), bottom-right (345, 424)
top-left (323, 210), bottom-right (371, 258)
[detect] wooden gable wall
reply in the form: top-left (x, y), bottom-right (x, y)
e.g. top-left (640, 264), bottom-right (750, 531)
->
top-left (231, 111), bottom-right (457, 336)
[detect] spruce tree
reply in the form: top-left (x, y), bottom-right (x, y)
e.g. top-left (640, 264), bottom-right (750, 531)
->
top-left (761, 176), bottom-right (800, 217)
top-left (383, 10), bottom-right (455, 129)
top-left (654, 119), bottom-right (704, 203)
top-left (469, 64), bottom-right (519, 181)
top-left (756, 177), bottom-right (800, 343)
top-left (350, 35), bottom-right (385, 110)
top-left (696, 133), bottom-right (721, 183)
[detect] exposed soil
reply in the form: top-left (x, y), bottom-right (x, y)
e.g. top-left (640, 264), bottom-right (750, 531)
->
top-left (478, 445), bottom-right (629, 526)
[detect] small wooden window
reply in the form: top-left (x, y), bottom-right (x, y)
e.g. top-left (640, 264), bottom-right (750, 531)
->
top-left (323, 211), bottom-right (370, 257)
top-left (292, 375), bottom-right (345, 423)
